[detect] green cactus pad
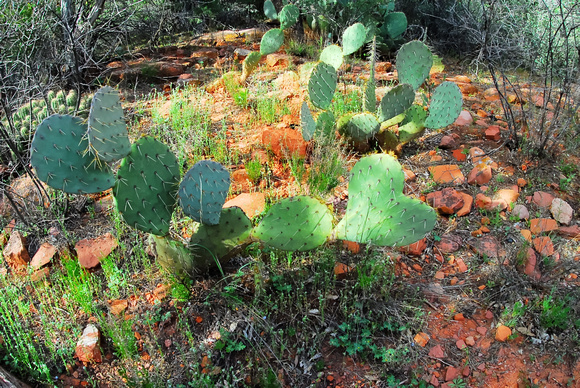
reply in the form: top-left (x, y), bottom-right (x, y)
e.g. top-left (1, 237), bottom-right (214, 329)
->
top-left (319, 45), bottom-right (343, 70)
top-left (241, 51), bottom-right (262, 83)
top-left (396, 40), bottom-right (433, 91)
top-left (424, 81), bottom-right (463, 129)
top-left (342, 23), bottom-right (366, 56)
top-left (154, 235), bottom-right (196, 278)
top-left (335, 154), bottom-right (436, 246)
top-left (384, 12), bottom-right (407, 38)
top-left (88, 86), bottom-right (131, 163)
top-left (379, 83), bottom-right (414, 122)
top-left (179, 160), bottom-right (230, 226)
top-left (30, 114), bottom-right (114, 194)
top-left (189, 207), bottom-right (252, 270)
top-left (338, 112), bottom-right (380, 143)
top-left (114, 136), bottom-right (180, 236)
top-left (399, 104), bottom-right (427, 143)
top-left (263, 0), bottom-right (277, 19)
top-left (301, 101), bottom-right (316, 141)
top-left (253, 196), bottom-right (333, 251)
top-left (308, 62), bottom-right (337, 110)
top-left (316, 110), bottom-right (335, 138)
top-left (260, 28), bottom-right (284, 55)
top-left (279, 4), bottom-right (299, 29)
top-left (363, 70), bottom-right (376, 113)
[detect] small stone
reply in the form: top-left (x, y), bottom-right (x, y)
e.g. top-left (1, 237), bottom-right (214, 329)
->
top-left (485, 125), bottom-right (501, 141)
top-left (468, 166), bottom-right (492, 185)
top-left (456, 339), bottom-right (467, 350)
top-left (483, 88), bottom-right (500, 101)
top-left (517, 178), bottom-right (527, 187)
top-left (76, 324), bottom-right (102, 363)
top-left (414, 332), bottom-right (430, 347)
top-left (30, 242), bottom-right (57, 270)
top-left (462, 367), bottom-right (470, 377)
top-left (429, 345), bottom-right (446, 358)
top-left (476, 327), bottom-right (487, 336)
top-left (2, 230), bottom-right (30, 274)
top-left (550, 198), bottom-right (573, 225)
top-left (75, 233), bottom-right (118, 269)
top-left (341, 240), bottom-right (360, 254)
top-left (435, 235), bottom-right (462, 253)
top-left (512, 204), bottom-right (529, 220)
top-left (532, 191), bottom-right (555, 208)
top-left (334, 262), bottom-right (354, 279)
top-left (430, 374), bottom-right (440, 387)
top-left (399, 238), bottom-right (427, 256)
top-left (426, 188), bottom-right (465, 215)
top-left (558, 225), bottom-right (580, 238)
top-left (493, 189), bottom-right (519, 211)
top-left (485, 310), bottom-right (494, 319)
top-left (265, 53), bottom-right (291, 68)
top-left (403, 168), bottom-right (416, 181)
top-left (470, 235), bottom-right (503, 258)
top-left (262, 128), bottom-right (308, 159)
top-left (465, 336), bottom-right (475, 346)
top-left (224, 193), bottom-right (266, 219)
top-left (456, 257), bottom-right (468, 273)
top-left (530, 218), bottom-right (558, 234)
top-left (533, 236), bottom-right (554, 256)
top-left (454, 110), bottom-right (473, 126)
top-left (451, 148), bottom-right (467, 162)
top-left (109, 299), bottom-right (128, 316)
top-left (520, 229), bottom-right (532, 243)
top-left (435, 271), bottom-right (445, 279)
top-left (456, 192), bottom-right (473, 217)
top-left (495, 325), bottom-right (512, 342)
top-left (445, 366), bottom-right (460, 381)
top-left (428, 165), bottom-right (465, 185)
top-left (454, 313), bottom-right (465, 321)
top-left (440, 135), bottom-right (459, 149)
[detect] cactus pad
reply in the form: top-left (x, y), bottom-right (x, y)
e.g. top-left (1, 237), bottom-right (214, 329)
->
top-left (315, 110), bottom-right (335, 138)
top-left (379, 83), bottom-right (414, 122)
top-left (363, 69), bottom-right (377, 113)
top-left (189, 207), bottom-right (252, 270)
top-left (319, 45), bottom-right (343, 70)
top-left (308, 62), bottom-right (337, 110)
top-left (338, 112), bottom-right (380, 143)
top-left (424, 81), bottom-right (463, 129)
top-left (88, 86), bottom-right (131, 163)
top-left (263, 0), bottom-right (277, 19)
top-left (342, 23), bottom-right (366, 56)
top-left (30, 114), bottom-right (114, 194)
top-left (301, 101), bottom-right (316, 141)
top-left (396, 40), bottom-right (433, 91)
top-left (154, 235), bottom-right (195, 278)
top-left (279, 4), bottom-right (299, 29)
top-left (260, 28), bottom-right (284, 55)
top-left (253, 196), bottom-right (333, 251)
top-left (114, 136), bottom-right (180, 236)
top-left (241, 51), bottom-right (262, 83)
top-left (179, 160), bottom-right (230, 225)
top-left (384, 12), bottom-right (407, 38)
top-left (335, 154), bottom-right (436, 246)
top-left (399, 104), bottom-right (427, 143)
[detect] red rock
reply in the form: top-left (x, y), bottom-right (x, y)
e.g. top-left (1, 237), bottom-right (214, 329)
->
top-left (470, 235), bottom-right (503, 258)
top-left (76, 324), bottom-right (102, 363)
top-left (414, 332), bottom-right (430, 347)
top-left (230, 169), bottom-right (251, 192)
top-left (485, 125), bottom-right (501, 141)
top-left (456, 192), bottom-right (473, 217)
top-left (30, 242), bottom-right (57, 270)
top-left (550, 198), bottom-right (573, 225)
top-left (430, 374), bottom-right (440, 387)
top-left (558, 225), bottom-right (580, 238)
top-left (529, 218), bottom-right (558, 234)
top-left (457, 82), bottom-right (479, 95)
top-left (428, 165), bottom-right (465, 185)
top-left (109, 299), bottom-right (128, 316)
top-left (520, 229), bottom-right (532, 242)
top-left (517, 178), bottom-right (527, 187)
top-left (467, 165), bottom-right (492, 185)
top-left (533, 236), bottom-right (554, 256)
top-left (495, 325), bottom-right (511, 342)
top-left (2, 230), bottom-right (30, 274)
top-left (435, 235), bottom-right (462, 253)
top-left (451, 148), bottom-right (467, 162)
top-left (334, 262), bottom-right (355, 279)
top-left (440, 135), bottom-right (459, 149)
top-left (445, 366), bottom-right (460, 381)
top-left (469, 147), bottom-right (485, 163)
top-left (476, 327), bottom-right (487, 336)
top-left (454, 313), bottom-right (465, 321)
top-left (342, 240), bottom-right (360, 254)
top-left (512, 204), bottom-right (529, 220)
top-left (403, 168), bottom-right (416, 181)
top-left (531, 191), bottom-right (555, 208)
top-left (483, 88), bottom-right (500, 101)
top-left (155, 62), bottom-right (184, 77)
top-left (493, 189), bottom-right (519, 210)
top-left (462, 367), bottom-right (470, 377)
top-left (449, 75), bottom-right (472, 83)
top-left (475, 193), bottom-right (504, 211)
top-left (456, 339), bottom-right (467, 350)
top-left (399, 238), bottom-right (427, 256)
top-left (75, 233), bottom-right (118, 269)
top-left (224, 193), bottom-right (266, 219)
top-left (465, 336), bottom-right (475, 346)
top-left (265, 53), bottom-right (292, 68)
top-left (29, 267), bottom-right (50, 282)
top-left (454, 110), bottom-right (473, 126)
top-left (428, 345), bottom-right (446, 358)
top-left (262, 128), bottom-right (308, 159)
top-left (426, 188), bottom-right (465, 215)
top-left (456, 257), bottom-right (468, 273)
top-left (519, 247), bottom-right (541, 279)
top-left (190, 48), bottom-right (219, 59)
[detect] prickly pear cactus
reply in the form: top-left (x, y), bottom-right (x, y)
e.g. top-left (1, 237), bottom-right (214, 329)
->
top-left (301, 102), bottom-right (316, 141)
top-left (154, 235), bottom-right (196, 278)
top-left (315, 110), bottom-right (335, 138)
top-left (279, 4), bottom-right (299, 29)
top-left (241, 51), bottom-right (262, 83)
top-left (319, 45), bottom-right (343, 70)
top-left (364, 71), bottom-right (376, 113)
top-left (114, 136), bottom-right (180, 236)
top-left (88, 86), bottom-right (131, 163)
top-left (342, 23), bottom-right (366, 56)
top-left (260, 28), bottom-right (285, 55)
top-left (396, 40), bottom-right (433, 91)
top-left (30, 114), bottom-right (115, 194)
top-left (424, 81), bottom-right (463, 129)
top-left (338, 112), bottom-right (380, 143)
top-left (263, 0), bottom-right (277, 19)
top-left (378, 83), bottom-right (414, 122)
top-left (308, 62), bottom-right (337, 110)
top-left (335, 154), bottom-right (436, 246)
top-left (179, 160), bottom-right (230, 226)
top-left (384, 12), bottom-right (407, 39)
top-left (398, 104), bottom-right (428, 143)
top-left (253, 196), bottom-right (333, 251)
top-left (189, 207), bottom-right (252, 270)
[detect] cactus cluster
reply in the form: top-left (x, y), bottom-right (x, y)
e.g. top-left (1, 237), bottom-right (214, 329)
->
top-left (3, 90), bottom-right (91, 151)
top-left (302, 37), bottom-right (463, 151)
top-left (240, 1), bottom-right (300, 84)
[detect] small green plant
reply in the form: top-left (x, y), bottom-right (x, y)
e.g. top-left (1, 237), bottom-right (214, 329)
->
top-left (214, 328), bottom-right (247, 353)
top-left (245, 157), bottom-right (263, 183)
top-left (502, 300), bottom-right (527, 327)
top-left (539, 291), bottom-right (571, 331)
top-left (449, 378), bottom-right (467, 388)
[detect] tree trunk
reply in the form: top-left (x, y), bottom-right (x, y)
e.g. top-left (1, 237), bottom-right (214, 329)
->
top-left (0, 365), bottom-right (31, 388)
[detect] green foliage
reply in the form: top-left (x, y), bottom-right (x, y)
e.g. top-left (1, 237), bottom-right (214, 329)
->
top-left (539, 292), bottom-right (572, 331)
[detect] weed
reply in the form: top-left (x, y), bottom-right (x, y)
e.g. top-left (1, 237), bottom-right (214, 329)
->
top-left (307, 142), bottom-right (347, 195)
top-left (539, 291), bottom-right (571, 331)
top-left (285, 39), bottom-right (319, 59)
top-left (449, 378), bottom-right (467, 388)
top-left (100, 316), bottom-right (139, 360)
top-left (502, 300), bottom-right (527, 327)
top-left (254, 94), bottom-right (291, 124)
top-left (245, 157), bottom-right (263, 183)
top-left (288, 154), bottom-right (307, 190)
